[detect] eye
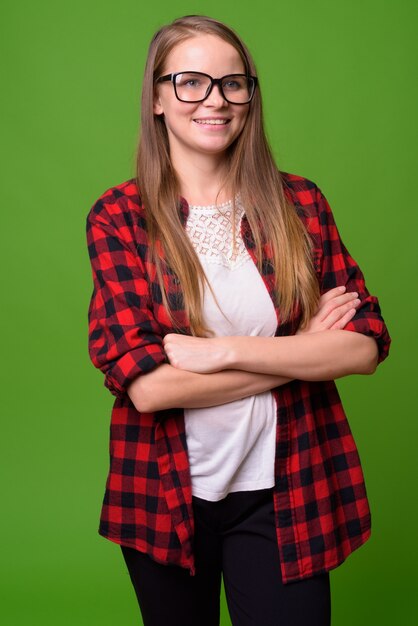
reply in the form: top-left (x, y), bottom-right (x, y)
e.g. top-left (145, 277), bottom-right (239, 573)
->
top-left (223, 78), bottom-right (244, 91)
top-left (181, 78), bottom-right (201, 88)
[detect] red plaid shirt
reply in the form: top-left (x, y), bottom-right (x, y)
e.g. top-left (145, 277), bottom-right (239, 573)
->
top-left (86, 171), bottom-right (391, 583)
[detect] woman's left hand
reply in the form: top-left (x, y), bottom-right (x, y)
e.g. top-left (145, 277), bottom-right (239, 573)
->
top-left (163, 333), bottom-right (231, 373)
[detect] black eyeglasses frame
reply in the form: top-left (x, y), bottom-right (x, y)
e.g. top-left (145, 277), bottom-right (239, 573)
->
top-left (155, 71), bottom-right (258, 105)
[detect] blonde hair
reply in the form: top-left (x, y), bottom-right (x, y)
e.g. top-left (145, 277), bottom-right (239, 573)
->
top-left (136, 15), bottom-right (319, 335)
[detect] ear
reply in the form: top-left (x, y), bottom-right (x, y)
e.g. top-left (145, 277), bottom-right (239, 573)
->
top-left (153, 91), bottom-right (164, 116)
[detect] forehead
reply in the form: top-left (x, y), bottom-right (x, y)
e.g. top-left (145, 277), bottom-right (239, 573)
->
top-left (164, 34), bottom-right (245, 74)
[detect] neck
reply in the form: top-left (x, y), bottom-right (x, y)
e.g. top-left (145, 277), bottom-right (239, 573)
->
top-left (170, 147), bottom-right (232, 205)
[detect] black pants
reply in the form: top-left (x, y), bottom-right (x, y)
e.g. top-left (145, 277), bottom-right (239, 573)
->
top-left (120, 487), bottom-right (331, 626)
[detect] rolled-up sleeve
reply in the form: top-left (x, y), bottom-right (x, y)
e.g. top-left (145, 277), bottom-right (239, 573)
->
top-left (86, 203), bottom-right (167, 398)
top-left (316, 186), bottom-right (391, 365)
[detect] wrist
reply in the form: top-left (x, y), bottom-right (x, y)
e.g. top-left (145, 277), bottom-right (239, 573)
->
top-left (222, 336), bottom-right (244, 369)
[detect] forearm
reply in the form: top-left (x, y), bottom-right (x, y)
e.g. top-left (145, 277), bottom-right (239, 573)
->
top-left (227, 330), bottom-right (379, 380)
top-left (127, 363), bottom-right (292, 412)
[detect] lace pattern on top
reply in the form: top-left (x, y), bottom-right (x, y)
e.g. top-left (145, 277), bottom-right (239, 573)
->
top-left (186, 196), bottom-right (251, 270)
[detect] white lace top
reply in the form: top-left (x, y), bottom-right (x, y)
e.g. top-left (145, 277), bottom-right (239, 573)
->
top-left (184, 195), bottom-right (278, 501)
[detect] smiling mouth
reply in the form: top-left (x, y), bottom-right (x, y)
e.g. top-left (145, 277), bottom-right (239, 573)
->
top-left (193, 119), bottom-right (231, 125)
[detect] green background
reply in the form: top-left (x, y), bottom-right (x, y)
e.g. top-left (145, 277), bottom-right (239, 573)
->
top-left (1, 0), bottom-right (417, 624)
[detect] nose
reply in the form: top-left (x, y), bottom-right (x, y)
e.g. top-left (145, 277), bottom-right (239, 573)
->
top-left (203, 83), bottom-right (228, 107)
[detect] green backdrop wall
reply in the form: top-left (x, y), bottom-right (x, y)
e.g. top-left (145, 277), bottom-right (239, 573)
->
top-left (1, 0), bottom-right (416, 624)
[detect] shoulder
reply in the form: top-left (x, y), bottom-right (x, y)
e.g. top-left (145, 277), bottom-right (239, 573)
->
top-left (280, 169), bottom-right (340, 229)
top-left (280, 170), bottom-right (322, 212)
top-left (279, 171), bottom-right (335, 248)
top-left (86, 177), bottom-right (145, 228)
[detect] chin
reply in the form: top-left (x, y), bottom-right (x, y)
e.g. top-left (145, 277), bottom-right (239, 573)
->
top-left (196, 138), bottom-right (236, 154)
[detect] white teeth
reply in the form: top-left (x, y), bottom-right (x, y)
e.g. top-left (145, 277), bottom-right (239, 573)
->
top-left (194, 119), bottom-right (229, 125)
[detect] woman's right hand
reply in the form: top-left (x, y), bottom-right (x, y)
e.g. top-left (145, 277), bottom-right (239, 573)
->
top-left (296, 286), bottom-right (361, 335)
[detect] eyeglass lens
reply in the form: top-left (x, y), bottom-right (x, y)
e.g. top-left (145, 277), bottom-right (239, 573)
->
top-left (174, 73), bottom-right (254, 103)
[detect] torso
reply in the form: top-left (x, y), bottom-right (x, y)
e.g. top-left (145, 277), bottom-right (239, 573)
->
top-left (184, 194), bottom-right (278, 501)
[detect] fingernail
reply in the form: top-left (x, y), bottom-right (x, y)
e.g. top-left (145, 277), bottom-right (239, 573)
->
top-left (353, 298), bottom-right (360, 305)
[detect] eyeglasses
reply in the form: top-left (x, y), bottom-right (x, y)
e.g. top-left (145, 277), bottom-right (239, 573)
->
top-left (156, 71), bottom-right (258, 105)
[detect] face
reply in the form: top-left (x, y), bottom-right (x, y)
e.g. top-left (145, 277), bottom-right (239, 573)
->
top-left (153, 34), bottom-right (250, 162)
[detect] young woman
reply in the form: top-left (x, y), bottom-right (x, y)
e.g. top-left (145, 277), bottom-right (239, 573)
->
top-left (86, 15), bottom-right (391, 626)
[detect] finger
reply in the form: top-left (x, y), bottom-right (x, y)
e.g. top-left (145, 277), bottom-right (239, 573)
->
top-left (330, 307), bottom-right (357, 330)
top-left (163, 333), bottom-right (175, 345)
top-left (164, 344), bottom-right (183, 368)
top-left (318, 290), bottom-right (358, 309)
top-left (317, 293), bottom-right (359, 321)
top-left (325, 300), bottom-right (360, 327)
top-left (163, 333), bottom-right (189, 348)
top-left (318, 286), bottom-right (347, 305)
top-left (318, 286), bottom-right (362, 308)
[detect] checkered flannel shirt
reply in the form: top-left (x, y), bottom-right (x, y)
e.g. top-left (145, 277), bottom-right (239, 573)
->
top-left (86, 171), bottom-right (391, 583)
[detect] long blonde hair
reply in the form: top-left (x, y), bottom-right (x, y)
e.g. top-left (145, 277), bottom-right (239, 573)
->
top-left (136, 15), bottom-right (319, 335)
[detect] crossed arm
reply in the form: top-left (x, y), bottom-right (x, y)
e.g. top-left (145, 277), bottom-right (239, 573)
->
top-left (127, 286), bottom-right (378, 413)
top-left (88, 187), bottom-right (390, 412)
